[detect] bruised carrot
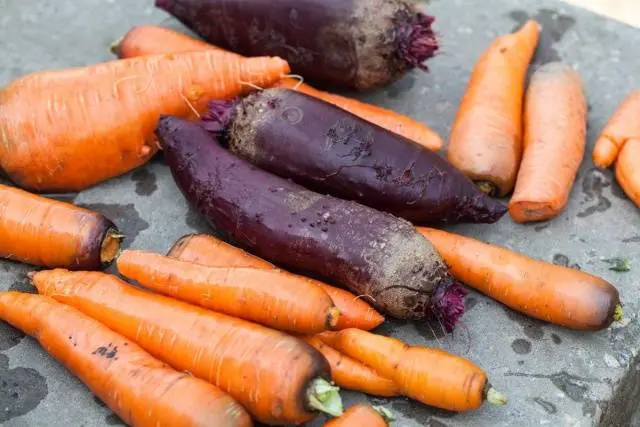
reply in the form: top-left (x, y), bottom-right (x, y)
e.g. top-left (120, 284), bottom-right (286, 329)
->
top-left (0, 183), bottom-right (121, 269)
top-left (318, 328), bottom-right (506, 412)
top-left (324, 404), bottom-right (393, 427)
top-left (509, 62), bottom-right (587, 223)
top-left (168, 234), bottom-right (385, 331)
top-left (615, 138), bottom-right (640, 208)
top-left (0, 50), bottom-right (289, 192)
top-left (447, 20), bottom-right (541, 197)
top-left (117, 249), bottom-right (340, 334)
top-left (0, 292), bottom-right (252, 427)
top-left (593, 90), bottom-right (640, 168)
top-left (302, 336), bottom-right (400, 397)
top-left (418, 227), bottom-right (623, 330)
top-left (111, 25), bottom-right (443, 151)
top-left (32, 269), bottom-right (343, 424)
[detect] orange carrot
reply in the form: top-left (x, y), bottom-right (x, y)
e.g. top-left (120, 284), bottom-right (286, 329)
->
top-left (117, 249), bottom-right (340, 334)
top-left (111, 25), bottom-right (443, 152)
top-left (301, 336), bottom-right (400, 397)
top-left (615, 138), bottom-right (640, 208)
top-left (509, 62), bottom-right (587, 223)
top-left (317, 328), bottom-right (506, 412)
top-left (324, 404), bottom-right (393, 427)
top-left (168, 234), bottom-right (385, 331)
top-left (418, 227), bottom-right (623, 330)
top-left (32, 269), bottom-right (343, 424)
top-left (0, 50), bottom-right (289, 192)
top-left (592, 90), bottom-right (640, 168)
top-left (0, 183), bottom-right (122, 269)
top-left (0, 292), bottom-right (252, 427)
top-left (447, 20), bottom-right (541, 197)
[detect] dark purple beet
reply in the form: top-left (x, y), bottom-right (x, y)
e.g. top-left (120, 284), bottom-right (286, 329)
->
top-left (155, 0), bottom-right (438, 91)
top-left (156, 116), bottom-right (466, 330)
top-left (202, 88), bottom-right (508, 225)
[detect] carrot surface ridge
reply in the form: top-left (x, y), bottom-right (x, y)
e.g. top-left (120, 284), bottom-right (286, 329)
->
top-left (592, 90), bottom-right (640, 168)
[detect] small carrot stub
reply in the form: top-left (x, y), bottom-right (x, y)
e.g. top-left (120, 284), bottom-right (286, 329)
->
top-left (324, 404), bottom-right (393, 427)
top-left (593, 91), bottom-right (640, 168)
top-left (167, 234), bottom-right (385, 331)
top-left (447, 20), bottom-right (541, 197)
top-left (0, 292), bottom-right (252, 427)
top-left (509, 62), bottom-right (587, 223)
top-left (0, 184), bottom-right (122, 269)
top-left (615, 138), bottom-right (640, 207)
top-left (117, 249), bottom-right (340, 334)
top-left (418, 227), bottom-right (623, 330)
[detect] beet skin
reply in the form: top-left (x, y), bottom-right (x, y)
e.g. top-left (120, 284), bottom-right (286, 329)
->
top-left (156, 116), bottom-right (467, 330)
top-left (155, 0), bottom-right (438, 91)
top-left (203, 88), bottom-right (507, 225)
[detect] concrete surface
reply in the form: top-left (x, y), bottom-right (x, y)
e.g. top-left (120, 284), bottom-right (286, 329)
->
top-left (1, 0), bottom-right (639, 426)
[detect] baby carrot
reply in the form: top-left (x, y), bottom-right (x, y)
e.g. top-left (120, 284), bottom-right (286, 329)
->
top-left (0, 292), bottom-right (252, 427)
top-left (447, 20), bottom-right (540, 197)
top-left (0, 183), bottom-right (121, 270)
top-left (509, 62), bottom-right (587, 223)
top-left (168, 234), bottom-right (385, 331)
top-left (418, 227), bottom-right (622, 330)
top-left (592, 90), bottom-right (640, 168)
top-left (111, 25), bottom-right (443, 151)
top-left (325, 404), bottom-right (393, 427)
top-left (615, 138), bottom-right (640, 208)
top-left (117, 249), bottom-right (340, 334)
top-left (32, 269), bottom-right (343, 425)
top-left (0, 50), bottom-right (289, 192)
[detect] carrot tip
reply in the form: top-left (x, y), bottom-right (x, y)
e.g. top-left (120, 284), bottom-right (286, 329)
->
top-left (373, 406), bottom-right (395, 423)
top-left (475, 180), bottom-right (498, 197)
top-left (307, 378), bottom-right (344, 417)
top-left (486, 387), bottom-right (508, 406)
top-left (100, 228), bottom-right (124, 265)
top-left (614, 304), bottom-right (624, 322)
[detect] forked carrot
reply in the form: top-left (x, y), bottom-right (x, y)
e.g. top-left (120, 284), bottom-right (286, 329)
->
top-left (167, 234), bottom-right (385, 331)
top-left (615, 138), bottom-right (640, 208)
top-left (117, 249), bottom-right (340, 334)
top-left (324, 404), bottom-right (393, 427)
top-left (418, 227), bottom-right (623, 330)
top-left (317, 328), bottom-right (506, 412)
top-left (447, 20), bottom-right (540, 197)
top-left (509, 62), bottom-right (587, 223)
top-left (0, 183), bottom-right (122, 270)
top-left (0, 292), bottom-right (252, 427)
top-left (0, 50), bottom-right (289, 192)
top-left (111, 25), bottom-right (443, 151)
top-left (592, 90), bottom-right (640, 168)
top-left (32, 269), bottom-right (343, 425)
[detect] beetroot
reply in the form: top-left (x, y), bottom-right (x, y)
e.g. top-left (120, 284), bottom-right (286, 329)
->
top-left (155, 0), bottom-right (439, 91)
top-left (156, 116), bottom-right (467, 330)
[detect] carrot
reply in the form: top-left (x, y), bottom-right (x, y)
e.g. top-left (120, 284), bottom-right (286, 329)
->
top-left (32, 269), bottom-right (343, 425)
top-left (117, 249), bottom-right (340, 334)
top-left (301, 336), bottom-right (400, 397)
top-left (0, 183), bottom-right (122, 269)
top-left (316, 328), bottom-right (506, 412)
top-left (0, 50), bottom-right (289, 192)
top-left (168, 234), bottom-right (385, 331)
top-left (447, 20), bottom-right (541, 197)
top-left (615, 138), bottom-right (640, 208)
top-left (509, 62), bottom-right (587, 223)
top-left (324, 404), bottom-right (393, 427)
top-left (0, 292), bottom-right (252, 427)
top-left (111, 25), bottom-right (443, 151)
top-left (592, 90), bottom-right (640, 168)
top-left (418, 227), bottom-right (623, 331)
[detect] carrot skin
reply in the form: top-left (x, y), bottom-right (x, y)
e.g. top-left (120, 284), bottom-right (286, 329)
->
top-left (615, 138), bottom-right (640, 207)
top-left (593, 90), bottom-right (640, 168)
top-left (509, 62), bottom-right (587, 223)
top-left (0, 184), bottom-right (121, 269)
top-left (418, 227), bottom-right (621, 331)
top-left (324, 404), bottom-right (389, 427)
top-left (32, 269), bottom-right (332, 425)
top-left (0, 292), bottom-right (252, 427)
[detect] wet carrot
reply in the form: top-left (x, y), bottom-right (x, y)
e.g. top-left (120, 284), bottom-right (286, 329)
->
top-left (0, 50), bottom-right (289, 192)
top-left (111, 25), bottom-right (443, 151)
top-left (447, 20), bottom-right (540, 197)
top-left (592, 90), bottom-right (640, 168)
top-left (509, 62), bottom-right (587, 223)
top-left (32, 269), bottom-right (343, 425)
top-left (168, 234), bottom-right (385, 331)
top-left (0, 183), bottom-right (121, 270)
top-left (418, 227), bottom-right (623, 331)
top-left (615, 138), bottom-right (640, 208)
top-left (0, 292), bottom-right (252, 427)
top-left (324, 404), bottom-right (393, 427)
top-left (117, 249), bottom-right (340, 334)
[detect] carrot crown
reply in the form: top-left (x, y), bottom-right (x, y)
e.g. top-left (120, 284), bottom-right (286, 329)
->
top-left (396, 13), bottom-right (439, 71)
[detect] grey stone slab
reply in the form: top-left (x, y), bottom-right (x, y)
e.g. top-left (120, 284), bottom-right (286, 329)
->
top-left (1, 0), bottom-right (639, 426)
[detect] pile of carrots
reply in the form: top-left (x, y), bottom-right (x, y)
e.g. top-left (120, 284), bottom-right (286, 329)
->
top-left (0, 2), bottom-right (636, 426)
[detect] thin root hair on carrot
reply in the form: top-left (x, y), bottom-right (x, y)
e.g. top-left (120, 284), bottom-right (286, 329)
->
top-left (179, 93), bottom-right (201, 118)
top-left (238, 80), bottom-right (265, 91)
top-left (353, 294), bottom-right (376, 303)
top-left (283, 74), bottom-right (305, 90)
